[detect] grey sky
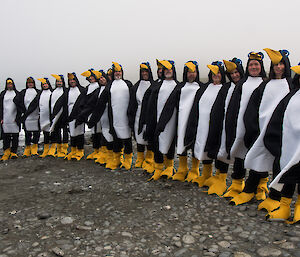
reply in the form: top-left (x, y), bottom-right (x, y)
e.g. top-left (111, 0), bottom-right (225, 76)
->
top-left (0, 0), bottom-right (300, 89)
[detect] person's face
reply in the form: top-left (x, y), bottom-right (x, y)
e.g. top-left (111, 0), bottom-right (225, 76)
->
top-left (230, 69), bottom-right (241, 84)
top-left (7, 83), bottom-right (13, 90)
top-left (114, 70), bottom-right (122, 80)
top-left (42, 83), bottom-right (49, 90)
top-left (141, 70), bottom-right (149, 80)
top-left (108, 74), bottom-right (112, 81)
top-left (56, 80), bottom-right (63, 87)
top-left (273, 62), bottom-right (285, 78)
top-left (157, 68), bottom-right (163, 79)
top-left (248, 60), bottom-right (261, 77)
top-left (89, 76), bottom-right (96, 83)
top-left (187, 70), bottom-right (197, 82)
top-left (27, 82), bottom-right (35, 88)
top-left (212, 72), bottom-right (222, 84)
top-left (99, 76), bottom-right (107, 85)
top-left (69, 79), bottom-right (77, 87)
top-left (164, 69), bottom-right (173, 80)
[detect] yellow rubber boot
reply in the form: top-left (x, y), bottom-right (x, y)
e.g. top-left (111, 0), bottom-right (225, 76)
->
top-left (0, 149), bottom-right (11, 161)
top-left (23, 145), bottom-right (31, 157)
top-left (135, 151), bottom-right (144, 168)
top-left (65, 147), bottom-right (77, 160)
top-left (204, 169), bottom-right (220, 187)
top-left (148, 162), bottom-right (164, 181)
top-left (95, 146), bottom-right (107, 164)
top-left (86, 149), bottom-right (98, 160)
top-left (223, 179), bottom-right (245, 198)
top-left (121, 153), bottom-right (133, 170)
top-left (256, 177), bottom-right (269, 200)
top-left (110, 152), bottom-right (121, 170)
top-left (62, 143), bottom-right (69, 156)
top-left (105, 150), bottom-right (114, 169)
top-left (160, 158), bottom-right (174, 179)
top-left (56, 144), bottom-right (66, 158)
top-left (39, 144), bottom-right (50, 158)
top-left (31, 144), bottom-right (39, 156)
top-left (266, 197), bottom-right (292, 221)
top-left (258, 197), bottom-right (280, 212)
top-left (47, 143), bottom-right (57, 157)
top-left (185, 157), bottom-right (200, 182)
top-left (207, 173), bottom-right (227, 196)
top-left (192, 163), bottom-right (212, 187)
top-left (10, 152), bottom-right (18, 159)
top-left (142, 150), bottom-right (154, 173)
top-left (74, 148), bottom-right (84, 161)
top-left (230, 192), bottom-right (255, 205)
top-left (172, 156), bottom-right (188, 181)
top-left (93, 147), bottom-right (103, 159)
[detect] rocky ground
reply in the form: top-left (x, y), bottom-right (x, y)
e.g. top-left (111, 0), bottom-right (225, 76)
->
top-left (0, 146), bottom-right (300, 257)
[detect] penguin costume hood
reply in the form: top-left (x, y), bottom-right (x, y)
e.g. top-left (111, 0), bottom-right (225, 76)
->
top-left (160, 60), bottom-right (177, 81)
top-left (98, 69), bottom-right (111, 84)
top-left (264, 48), bottom-right (291, 79)
top-left (156, 59), bottom-right (163, 82)
top-left (244, 51), bottom-right (267, 78)
top-left (207, 61), bottom-right (226, 84)
top-left (291, 63), bottom-right (300, 89)
top-left (26, 77), bottom-right (37, 89)
top-left (38, 78), bottom-right (52, 91)
top-left (183, 61), bottom-right (201, 84)
top-left (51, 74), bottom-right (67, 89)
top-left (4, 78), bottom-right (17, 91)
top-left (224, 58), bottom-right (245, 82)
top-left (139, 62), bottom-right (154, 82)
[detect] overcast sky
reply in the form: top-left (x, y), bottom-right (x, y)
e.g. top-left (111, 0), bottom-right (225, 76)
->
top-left (0, 0), bottom-right (300, 89)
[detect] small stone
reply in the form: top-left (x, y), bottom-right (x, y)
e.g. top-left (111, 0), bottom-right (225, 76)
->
top-left (76, 225), bottom-right (92, 231)
top-left (218, 252), bottom-right (232, 257)
top-left (122, 231), bottom-right (133, 237)
top-left (257, 247), bottom-right (282, 256)
top-left (61, 217), bottom-right (74, 225)
top-left (95, 247), bottom-right (102, 252)
top-left (173, 241), bottom-right (182, 248)
top-left (174, 248), bottom-right (188, 257)
top-left (234, 253), bottom-right (251, 257)
top-left (37, 212), bottom-right (51, 220)
top-left (218, 241), bottom-right (231, 248)
top-left (280, 242), bottom-right (295, 249)
top-left (52, 247), bottom-right (64, 256)
top-left (104, 245), bottom-right (112, 250)
top-left (182, 234), bottom-right (195, 244)
top-left (32, 242), bottom-right (39, 247)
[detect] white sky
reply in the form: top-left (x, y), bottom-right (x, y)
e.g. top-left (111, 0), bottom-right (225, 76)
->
top-left (0, 0), bottom-right (300, 89)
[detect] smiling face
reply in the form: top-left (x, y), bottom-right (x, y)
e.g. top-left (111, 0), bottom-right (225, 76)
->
top-left (27, 82), bottom-right (35, 88)
top-left (187, 70), bottom-right (197, 83)
top-left (164, 69), bottom-right (173, 80)
top-left (42, 83), bottom-right (49, 90)
top-left (69, 79), bottom-right (77, 87)
top-left (273, 61), bottom-right (285, 79)
top-left (56, 80), bottom-right (63, 87)
top-left (212, 71), bottom-right (222, 84)
top-left (230, 69), bottom-right (241, 84)
top-left (99, 76), bottom-right (107, 85)
top-left (141, 70), bottom-right (149, 80)
top-left (114, 70), bottom-right (122, 80)
top-left (6, 82), bottom-right (14, 90)
top-left (88, 76), bottom-right (96, 83)
top-left (248, 60), bottom-right (261, 77)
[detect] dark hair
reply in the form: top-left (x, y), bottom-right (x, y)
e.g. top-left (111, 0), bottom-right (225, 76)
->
top-left (183, 61), bottom-right (200, 84)
top-left (268, 53), bottom-right (291, 79)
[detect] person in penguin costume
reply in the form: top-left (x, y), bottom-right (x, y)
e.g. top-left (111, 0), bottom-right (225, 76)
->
top-left (14, 77), bottom-right (40, 157)
top-left (263, 64), bottom-right (300, 223)
top-left (0, 78), bottom-right (21, 160)
top-left (90, 70), bottom-right (114, 167)
top-left (127, 62), bottom-right (154, 169)
top-left (146, 60), bottom-right (180, 181)
top-left (204, 58), bottom-right (245, 196)
top-left (77, 69), bottom-right (102, 160)
top-left (36, 78), bottom-right (53, 158)
top-left (184, 61), bottom-right (227, 188)
top-left (230, 49), bottom-right (293, 206)
top-left (88, 62), bottom-right (133, 170)
top-left (223, 52), bottom-right (266, 202)
top-left (47, 74), bottom-right (69, 158)
top-left (157, 61), bottom-right (202, 182)
top-left (155, 59), bottom-right (163, 83)
top-left (64, 72), bottom-right (87, 161)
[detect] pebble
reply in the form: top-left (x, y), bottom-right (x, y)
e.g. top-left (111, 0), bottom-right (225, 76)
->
top-left (257, 247), bottom-right (282, 256)
top-left (218, 241), bottom-right (231, 248)
top-left (37, 212), bottom-right (51, 220)
top-left (51, 247), bottom-right (64, 256)
top-left (182, 234), bottom-right (195, 244)
top-left (234, 253), bottom-right (251, 257)
top-left (121, 231), bottom-right (133, 237)
top-left (279, 242), bottom-right (295, 249)
top-left (174, 248), bottom-right (188, 257)
top-left (60, 217), bottom-right (74, 225)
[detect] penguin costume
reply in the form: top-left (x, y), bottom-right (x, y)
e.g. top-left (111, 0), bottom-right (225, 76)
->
top-left (230, 49), bottom-right (293, 206)
top-left (204, 58), bottom-right (245, 196)
top-left (128, 62), bottom-right (154, 169)
top-left (146, 60), bottom-right (180, 181)
top-left (0, 78), bottom-right (21, 160)
top-left (37, 78), bottom-right (52, 157)
top-left (48, 74), bottom-right (69, 158)
top-left (263, 64), bottom-right (300, 223)
top-left (77, 69), bottom-right (102, 160)
top-left (166, 61), bottom-right (202, 182)
top-left (107, 68), bottom-right (113, 82)
top-left (64, 72), bottom-right (86, 161)
top-left (155, 59), bottom-right (163, 83)
top-left (184, 61), bottom-right (227, 188)
top-left (88, 62), bottom-right (133, 170)
top-left (14, 77), bottom-right (40, 157)
top-left (223, 52), bottom-right (266, 202)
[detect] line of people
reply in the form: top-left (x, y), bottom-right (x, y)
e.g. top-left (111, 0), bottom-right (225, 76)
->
top-left (1, 48), bottom-right (300, 224)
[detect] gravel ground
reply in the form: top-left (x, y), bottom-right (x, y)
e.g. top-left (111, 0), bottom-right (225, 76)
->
top-left (0, 146), bottom-right (300, 257)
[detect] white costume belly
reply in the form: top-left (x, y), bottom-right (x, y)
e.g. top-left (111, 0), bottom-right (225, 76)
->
top-left (177, 82), bottom-right (199, 154)
top-left (24, 88), bottom-right (39, 131)
top-left (49, 87), bottom-right (64, 132)
top-left (244, 78), bottom-right (290, 171)
top-left (230, 76), bottom-right (263, 159)
top-left (39, 90), bottom-right (51, 132)
top-left (68, 87), bottom-right (84, 137)
top-left (194, 83), bottom-right (222, 160)
top-left (2, 90), bottom-right (19, 133)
